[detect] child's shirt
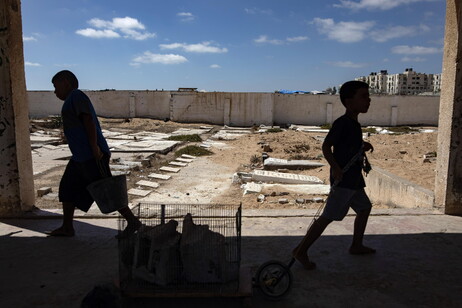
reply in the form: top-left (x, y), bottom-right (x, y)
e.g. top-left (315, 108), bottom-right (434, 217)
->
top-left (61, 89), bottom-right (110, 162)
top-left (324, 114), bottom-right (365, 189)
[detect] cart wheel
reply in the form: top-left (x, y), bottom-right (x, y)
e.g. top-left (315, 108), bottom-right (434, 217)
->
top-left (255, 260), bottom-right (293, 300)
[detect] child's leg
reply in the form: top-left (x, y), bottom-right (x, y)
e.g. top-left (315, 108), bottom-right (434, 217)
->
top-left (116, 207), bottom-right (142, 239)
top-left (349, 189), bottom-right (375, 254)
top-left (48, 202), bottom-right (75, 236)
top-left (350, 208), bottom-right (375, 254)
top-left (293, 216), bottom-right (332, 269)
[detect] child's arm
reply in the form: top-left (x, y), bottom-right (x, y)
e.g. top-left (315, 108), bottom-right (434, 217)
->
top-left (363, 141), bottom-right (374, 153)
top-left (80, 113), bottom-right (103, 160)
top-left (322, 139), bottom-right (343, 183)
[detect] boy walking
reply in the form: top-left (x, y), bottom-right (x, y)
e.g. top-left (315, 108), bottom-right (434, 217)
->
top-left (293, 80), bottom-right (375, 270)
top-left (48, 70), bottom-right (141, 238)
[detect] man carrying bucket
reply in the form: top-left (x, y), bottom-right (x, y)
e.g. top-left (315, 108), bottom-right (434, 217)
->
top-left (47, 70), bottom-right (141, 238)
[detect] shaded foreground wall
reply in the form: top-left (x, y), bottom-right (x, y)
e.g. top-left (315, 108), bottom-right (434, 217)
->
top-left (28, 91), bottom-right (439, 126)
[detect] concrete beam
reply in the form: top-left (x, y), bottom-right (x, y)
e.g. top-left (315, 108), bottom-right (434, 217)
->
top-left (435, 0), bottom-right (462, 215)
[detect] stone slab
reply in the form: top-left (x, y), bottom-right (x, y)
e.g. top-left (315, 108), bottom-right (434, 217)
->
top-left (111, 140), bottom-right (179, 154)
top-left (148, 173), bottom-right (171, 180)
top-left (169, 161), bottom-right (188, 167)
top-left (252, 170), bottom-right (323, 184)
top-left (127, 188), bottom-right (152, 197)
top-left (264, 157), bottom-right (325, 170)
top-left (243, 182), bottom-right (262, 195)
top-left (136, 180), bottom-right (160, 189)
top-left (176, 158), bottom-right (194, 163)
top-left (181, 154), bottom-right (196, 159)
top-left (160, 166), bottom-right (181, 173)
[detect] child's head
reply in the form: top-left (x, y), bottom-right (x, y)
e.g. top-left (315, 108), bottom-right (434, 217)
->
top-left (52, 70), bottom-right (78, 100)
top-left (339, 80), bottom-right (370, 113)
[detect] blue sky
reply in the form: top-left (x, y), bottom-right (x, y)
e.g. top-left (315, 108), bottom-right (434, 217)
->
top-left (21, 0), bottom-right (446, 92)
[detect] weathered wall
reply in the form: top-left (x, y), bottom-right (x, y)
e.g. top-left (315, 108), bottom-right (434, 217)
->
top-left (0, 0), bottom-right (34, 215)
top-left (365, 167), bottom-right (435, 209)
top-left (28, 90), bottom-right (440, 127)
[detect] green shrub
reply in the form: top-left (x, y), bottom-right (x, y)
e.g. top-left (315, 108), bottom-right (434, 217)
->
top-left (167, 134), bottom-right (202, 142)
top-left (175, 145), bottom-right (212, 157)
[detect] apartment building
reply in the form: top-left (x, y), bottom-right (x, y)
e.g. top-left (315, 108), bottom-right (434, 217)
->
top-left (356, 68), bottom-right (442, 95)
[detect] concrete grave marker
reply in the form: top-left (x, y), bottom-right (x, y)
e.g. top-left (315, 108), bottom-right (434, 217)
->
top-left (148, 173), bottom-right (171, 180)
top-left (252, 170), bottom-right (323, 184)
top-left (128, 189), bottom-right (152, 197)
top-left (136, 180), bottom-right (160, 189)
top-left (264, 157), bottom-right (325, 170)
top-left (160, 166), bottom-right (181, 173)
top-left (169, 161), bottom-right (188, 167)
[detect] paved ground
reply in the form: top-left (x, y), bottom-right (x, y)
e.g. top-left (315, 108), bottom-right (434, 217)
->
top-left (1, 208), bottom-right (461, 308)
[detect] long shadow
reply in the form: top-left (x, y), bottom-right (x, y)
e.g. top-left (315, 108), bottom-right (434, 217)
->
top-left (0, 222), bottom-right (461, 308)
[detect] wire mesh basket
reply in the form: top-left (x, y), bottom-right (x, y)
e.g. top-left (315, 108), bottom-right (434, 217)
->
top-left (118, 202), bottom-right (242, 297)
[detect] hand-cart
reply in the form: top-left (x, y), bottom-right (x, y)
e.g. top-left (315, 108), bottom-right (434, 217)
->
top-left (117, 202), bottom-right (253, 305)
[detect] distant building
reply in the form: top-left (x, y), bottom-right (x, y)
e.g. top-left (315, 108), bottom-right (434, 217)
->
top-left (355, 68), bottom-right (442, 95)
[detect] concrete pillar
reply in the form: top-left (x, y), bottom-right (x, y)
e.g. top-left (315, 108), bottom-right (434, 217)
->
top-left (326, 102), bottom-right (333, 124)
top-left (391, 106), bottom-right (398, 126)
top-left (129, 92), bottom-right (136, 117)
top-left (435, 0), bottom-right (462, 215)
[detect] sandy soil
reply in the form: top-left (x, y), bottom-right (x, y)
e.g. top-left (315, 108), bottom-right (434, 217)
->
top-left (32, 117), bottom-right (437, 210)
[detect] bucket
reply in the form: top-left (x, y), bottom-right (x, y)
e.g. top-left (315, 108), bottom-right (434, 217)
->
top-left (87, 175), bottom-right (128, 214)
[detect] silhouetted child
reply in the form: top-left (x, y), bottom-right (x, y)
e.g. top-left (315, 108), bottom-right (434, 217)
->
top-left (48, 70), bottom-right (141, 238)
top-left (293, 80), bottom-right (375, 269)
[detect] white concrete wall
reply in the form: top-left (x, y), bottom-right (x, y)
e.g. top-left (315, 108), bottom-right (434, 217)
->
top-left (28, 90), bottom-right (440, 126)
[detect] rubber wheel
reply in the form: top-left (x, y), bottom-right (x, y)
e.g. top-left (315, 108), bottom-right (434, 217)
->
top-left (255, 260), bottom-right (293, 300)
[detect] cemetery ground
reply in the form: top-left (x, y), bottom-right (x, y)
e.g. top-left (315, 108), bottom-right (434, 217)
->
top-left (32, 117), bottom-right (438, 211)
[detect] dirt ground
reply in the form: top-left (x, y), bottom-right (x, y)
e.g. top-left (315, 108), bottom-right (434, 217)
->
top-left (32, 117), bottom-right (437, 210)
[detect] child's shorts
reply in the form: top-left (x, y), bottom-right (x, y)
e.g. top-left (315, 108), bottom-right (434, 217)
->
top-left (321, 187), bottom-right (372, 221)
top-left (59, 156), bottom-right (111, 212)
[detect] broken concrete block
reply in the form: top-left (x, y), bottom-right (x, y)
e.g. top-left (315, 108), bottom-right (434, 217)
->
top-left (257, 194), bottom-right (266, 202)
top-left (242, 182), bottom-right (262, 195)
top-left (279, 198), bottom-right (289, 204)
top-left (148, 173), bottom-right (171, 180)
top-left (160, 166), bottom-right (181, 173)
top-left (130, 220), bottom-right (182, 286)
top-left (136, 180), bottom-right (160, 189)
top-left (180, 214), bottom-right (238, 283)
top-left (264, 157), bottom-right (324, 170)
top-left (252, 170), bottom-right (323, 184)
top-left (37, 187), bottom-right (52, 197)
top-left (296, 198), bottom-right (305, 204)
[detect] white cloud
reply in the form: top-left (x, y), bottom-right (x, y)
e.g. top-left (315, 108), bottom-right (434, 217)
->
top-left (286, 36), bottom-right (309, 42)
top-left (391, 45), bottom-right (442, 54)
top-left (210, 64), bottom-right (221, 69)
top-left (313, 18), bottom-right (375, 43)
top-left (177, 12), bottom-right (195, 22)
top-left (23, 36), bottom-right (37, 42)
top-left (160, 42), bottom-right (228, 53)
top-left (76, 28), bottom-right (120, 39)
top-left (25, 61), bottom-right (41, 67)
top-left (130, 52), bottom-right (188, 66)
top-left (77, 17), bottom-right (156, 40)
top-left (244, 8), bottom-right (273, 15)
top-left (401, 56), bottom-right (427, 62)
top-left (328, 61), bottom-right (368, 68)
top-left (334, 0), bottom-right (436, 11)
top-left (254, 35), bottom-right (284, 45)
top-left (370, 25), bottom-right (418, 42)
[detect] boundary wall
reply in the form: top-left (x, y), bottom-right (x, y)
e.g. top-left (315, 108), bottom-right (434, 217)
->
top-left (28, 90), bottom-right (439, 126)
